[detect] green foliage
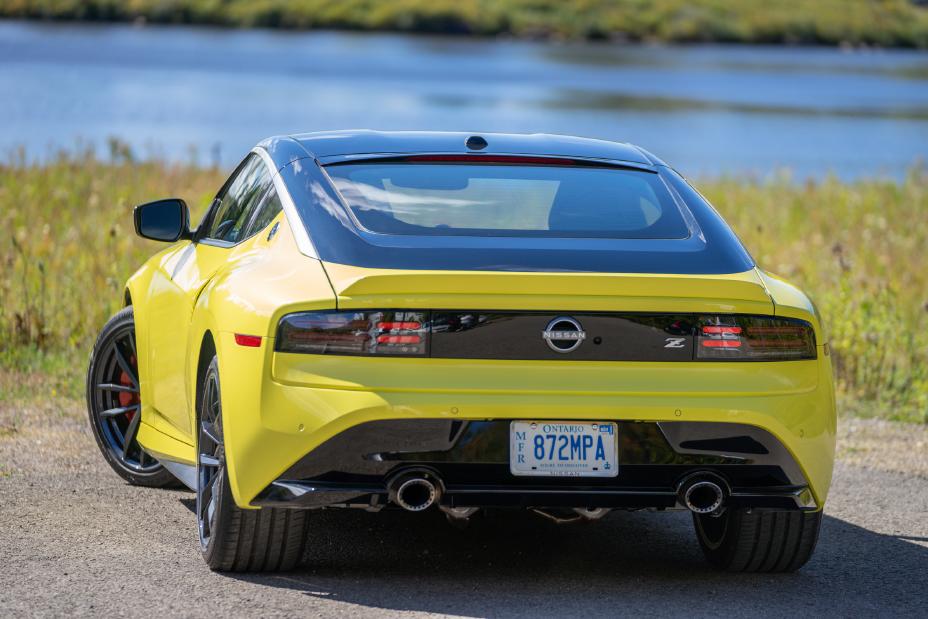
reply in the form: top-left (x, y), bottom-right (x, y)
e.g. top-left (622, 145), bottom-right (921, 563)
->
top-left (701, 170), bottom-right (928, 423)
top-left (0, 143), bottom-right (222, 377)
top-left (3, 0), bottom-right (928, 47)
top-left (0, 149), bottom-right (925, 422)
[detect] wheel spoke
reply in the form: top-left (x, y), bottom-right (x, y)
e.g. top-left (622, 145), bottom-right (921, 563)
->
top-left (112, 343), bottom-right (139, 390)
top-left (199, 480), bottom-right (213, 516)
top-left (124, 331), bottom-right (137, 362)
top-left (199, 453), bottom-right (220, 467)
top-left (201, 421), bottom-right (222, 446)
top-left (122, 411), bottom-right (141, 458)
top-left (100, 404), bottom-right (140, 418)
top-left (96, 383), bottom-right (139, 394)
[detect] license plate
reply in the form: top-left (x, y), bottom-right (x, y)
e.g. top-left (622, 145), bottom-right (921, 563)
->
top-left (510, 420), bottom-right (618, 477)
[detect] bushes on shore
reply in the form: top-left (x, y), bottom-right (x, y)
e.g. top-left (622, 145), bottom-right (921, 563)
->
top-left (3, 0), bottom-right (928, 48)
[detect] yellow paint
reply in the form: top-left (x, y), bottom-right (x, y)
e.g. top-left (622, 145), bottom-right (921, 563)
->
top-left (128, 215), bottom-right (835, 511)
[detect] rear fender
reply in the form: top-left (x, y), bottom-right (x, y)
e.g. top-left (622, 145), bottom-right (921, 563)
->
top-left (187, 214), bottom-right (337, 506)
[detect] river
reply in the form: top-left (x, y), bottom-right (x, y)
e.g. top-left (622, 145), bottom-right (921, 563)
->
top-left (2, 20), bottom-right (927, 178)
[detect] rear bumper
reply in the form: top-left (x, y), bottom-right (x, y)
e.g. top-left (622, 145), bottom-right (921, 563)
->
top-left (216, 334), bottom-right (836, 510)
top-left (252, 419), bottom-right (817, 511)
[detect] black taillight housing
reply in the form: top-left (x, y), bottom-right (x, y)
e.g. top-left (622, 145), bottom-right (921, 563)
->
top-left (696, 316), bottom-right (816, 360)
top-left (276, 310), bottom-right (428, 356)
top-left (276, 310), bottom-right (816, 361)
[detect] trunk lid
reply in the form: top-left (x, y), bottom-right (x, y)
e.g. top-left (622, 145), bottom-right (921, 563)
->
top-left (322, 263), bottom-right (773, 315)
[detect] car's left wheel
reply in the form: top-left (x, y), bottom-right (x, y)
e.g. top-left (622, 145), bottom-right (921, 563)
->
top-left (196, 355), bottom-right (308, 572)
top-left (86, 307), bottom-right (178, 487)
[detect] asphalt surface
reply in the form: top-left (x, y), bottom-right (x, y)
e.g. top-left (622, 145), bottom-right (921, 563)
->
top-left (1, 406), bottom-right (927, 618)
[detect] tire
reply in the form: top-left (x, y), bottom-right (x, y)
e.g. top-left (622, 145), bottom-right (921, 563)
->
top-left (197, 356), bottom-right (308, 572)
top-left (86, 306), bottom-right (178, 488)
top-left (693, 508), bottom-right (822, 572)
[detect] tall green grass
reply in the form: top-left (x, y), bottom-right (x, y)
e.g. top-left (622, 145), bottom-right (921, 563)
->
top-left (3, 0), bottom-right (928, 48)
top-left (1, 147), bottom-right (925, 422)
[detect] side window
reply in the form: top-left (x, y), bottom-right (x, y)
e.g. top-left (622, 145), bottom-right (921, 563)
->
top-left (245, 185), bottom-right (283, 238)
top-left (203, 154), bottom-right (271, 244)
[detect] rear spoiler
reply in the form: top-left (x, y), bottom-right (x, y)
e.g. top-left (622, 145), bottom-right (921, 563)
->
top-left (323, 263), bottom-right (774, 315)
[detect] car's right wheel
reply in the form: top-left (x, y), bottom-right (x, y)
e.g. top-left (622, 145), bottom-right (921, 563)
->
top-left (196, 355), bottom-right (308, 572)
top-left (693, 508), bottom-right (822, 572)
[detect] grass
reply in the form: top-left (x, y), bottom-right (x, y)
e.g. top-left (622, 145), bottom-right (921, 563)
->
top-left (4, 0), bottom-right (928, 48)
top-left (0, 143), bottom-right (926, 423)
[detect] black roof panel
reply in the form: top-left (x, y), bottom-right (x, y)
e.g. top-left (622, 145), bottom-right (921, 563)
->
top-left (263, 130), bottom-right (656, 167)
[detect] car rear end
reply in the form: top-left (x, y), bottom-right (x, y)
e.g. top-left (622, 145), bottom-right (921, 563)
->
top-left (238, 267), bottom-right (833, 517)
top-left (220, 145), bottom-right (836, 527)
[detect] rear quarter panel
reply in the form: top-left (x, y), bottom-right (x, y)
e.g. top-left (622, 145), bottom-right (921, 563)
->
top-left (186, 214), bottom-right (336, 495)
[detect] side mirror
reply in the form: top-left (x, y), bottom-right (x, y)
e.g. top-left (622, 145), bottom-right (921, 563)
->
top-left (133, 198), bottom-right (190, 242)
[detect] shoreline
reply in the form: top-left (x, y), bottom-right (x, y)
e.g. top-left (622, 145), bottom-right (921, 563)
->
top-left (3, 2), bottom-right (928, 50)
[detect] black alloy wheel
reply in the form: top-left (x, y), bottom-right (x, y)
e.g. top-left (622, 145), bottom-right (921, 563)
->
top-left (86, 306), bottom-right (177, 487)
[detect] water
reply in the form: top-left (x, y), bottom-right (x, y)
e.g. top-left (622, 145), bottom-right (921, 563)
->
top-left (2, 20), bottom-right (928, 179)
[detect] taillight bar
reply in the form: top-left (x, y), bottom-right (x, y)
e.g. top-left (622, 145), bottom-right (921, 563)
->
top-left (276, 311), bottom-right (816, 361)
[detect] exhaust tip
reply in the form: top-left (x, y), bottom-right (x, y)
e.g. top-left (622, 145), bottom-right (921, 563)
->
top-left (393, 476), bottom-right (439, 512)
top-left (682, 479), bottom-right (725, 514)
top-left (677, 474), bottom-right (727, 514)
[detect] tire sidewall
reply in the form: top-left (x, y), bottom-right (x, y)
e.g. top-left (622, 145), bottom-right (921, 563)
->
top-left (199, 356), bottom-right (237, 567)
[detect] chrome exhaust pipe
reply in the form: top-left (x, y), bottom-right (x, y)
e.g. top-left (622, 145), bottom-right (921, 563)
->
top-left (388, 470), bottom-right (442, 512)
top-left (677, 474), bottom-right (726, 514)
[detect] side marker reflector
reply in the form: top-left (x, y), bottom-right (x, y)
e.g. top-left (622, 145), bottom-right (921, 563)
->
top-left (234, 334), bottom-right (262, 347)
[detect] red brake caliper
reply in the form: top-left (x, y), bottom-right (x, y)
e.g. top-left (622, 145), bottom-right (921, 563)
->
top-left (118, 355), bottom-right (140, 420)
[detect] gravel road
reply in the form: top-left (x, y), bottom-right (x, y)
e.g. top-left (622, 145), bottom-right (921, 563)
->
top-left (1, 394), bottom-right (926, 618)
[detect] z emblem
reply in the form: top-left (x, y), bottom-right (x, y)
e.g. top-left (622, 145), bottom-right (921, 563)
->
top-left (664, 337), bottom-right (687, 349)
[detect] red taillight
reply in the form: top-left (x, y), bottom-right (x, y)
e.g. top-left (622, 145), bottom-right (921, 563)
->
top-left (700, 324), bottom-right (742, 349)
top-left (234, 334), bottom-right (262, 347)
top-left (392, 154), bottom-right (581, 166)
top-left (276, 311), bottom-right (428, 356)
top-left (701, 339), bottom-right (742, 348)
top-left (376, 334), bottom-right (421, 345)
top-left (701, 326), bottom-right (742, 335)
top-left (377, 321), bottom-right (422, 331)
top-left (697, 317), bottom-right (815, 360)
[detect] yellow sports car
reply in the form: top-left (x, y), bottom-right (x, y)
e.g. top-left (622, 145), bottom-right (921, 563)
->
top-left (86, 131), bottom-right (835, 573)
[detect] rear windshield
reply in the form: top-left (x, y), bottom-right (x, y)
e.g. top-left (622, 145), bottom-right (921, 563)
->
top-left (324, 162), bottom-right (690, 239)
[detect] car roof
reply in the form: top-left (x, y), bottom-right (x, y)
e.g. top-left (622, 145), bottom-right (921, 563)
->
top-left (259, 130), bottom-right (664, 170)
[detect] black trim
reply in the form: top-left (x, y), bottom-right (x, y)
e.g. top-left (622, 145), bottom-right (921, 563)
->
top-left (133, 199), bottom-right (191, 243)
top-left (430, 311), bottom-right (697, 361)
top-left (322, 153), bottom-right (657, 172)
top-left (252, 420), bottom-right (813, 511)
top-left (679, 436), bottom-right (769, 455)
top-left (194, 153), bottom-right (277, 248)
top-left (277, 160), bottom-right (756, 274)
top-left (275, 310), bottom-right (816, 362)
top-left (255, 481), bottom-right (808, 511)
